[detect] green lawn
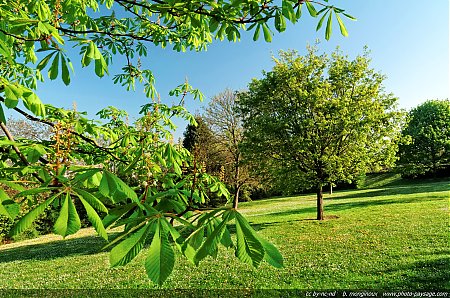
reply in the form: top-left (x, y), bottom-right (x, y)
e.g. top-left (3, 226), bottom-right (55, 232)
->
top-left (0, 180), bottom-right (448, 290)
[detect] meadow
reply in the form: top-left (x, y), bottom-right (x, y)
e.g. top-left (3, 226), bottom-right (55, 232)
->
top-left (0, 179), bottom-right (448, 292)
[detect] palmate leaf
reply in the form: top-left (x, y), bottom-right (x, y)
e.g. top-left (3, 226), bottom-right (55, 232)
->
top-left (233, 211), bottom-right (265, 268)
top-left (79, 197), bottom-right (108, 240)
top-left (53, 193), bottom-right (81, 237)
top-left (145, 218), bottom-right (175, 286)
top-left (10, 192), bottom-right (61, 236)
top-left (110, 221), bottom-right (152, 267)
top-left (99, 170), bottom-right (138, 203)
top-left (195, 210), bottom-right (234, 264)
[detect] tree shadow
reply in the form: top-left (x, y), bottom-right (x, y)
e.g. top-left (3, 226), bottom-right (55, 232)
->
top-left (0, 232), bottom-right (120, 263)
top-left (334, 182), bottom-right (449, 200)
top-left (377, 256), bottom-right (450, 291)
top-left (266, 196), bottom-right (441, 219)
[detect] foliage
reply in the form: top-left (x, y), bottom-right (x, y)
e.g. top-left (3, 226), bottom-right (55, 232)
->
top-left (238, 47), bottom-right (403, 220)
top-left (1, 179), bottom-right (448, 290)
top-left (0, 0), bottom-right (354, 285)
top-left (398, 99), bottom-right (450, 178)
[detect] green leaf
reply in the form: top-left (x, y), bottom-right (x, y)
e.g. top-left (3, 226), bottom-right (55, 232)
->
top-left (4, 85), bottom-right (19, 108)
top-left (22, 92), bottom-right (46, 117)
top-left (15, 187), bottom-right (55, 197)
top-left (325, 10), bottom-right (333, 40)
top-left (282, 0), bottom-right (297, 23)
top-left (262, 24), bottom-right (272, 42)
top-left (72, 169), bottom-right (102, 185)
top-left (253, 24), bottom-right (261, 41)
top-left (233, 211), bottom-right (265, 268)
top-left (61, 55), bottom-right (71, 85)
top-left (73, 188), bottom-right (108, 213)
top-left (99, 170), bottom-right (138, 203)
top-left (0, 189), bottom-right (19, 219)
top-left (195, 210), bottom-right (233, 264)
top-left (335, 13), bottom-right (348, 37)
top-left (0, 104), bottom-right (6, 124)
top-left (48, 52), bottom-right (60, 80)
top-left (36, 51), bottom-right (56, 71)
top-left (110, 223), bottom-right (151, 267)
top-left (10, 192), bottom-right (60, 236)
top-left (343, 13), bottom-right (357, 21)
top-left (145, 219), bottom-right (175, 285)
top-left (274, 11), bottom-right (286, 32)
top-left (260, 238), bottom-right (284, 268)
top-left (316, 11), bottom-right (328, 31)
top-left (54, 193), bottom-right (81, 237)
top-left (305, 2), bottom-right (317, 17)
top-left (79, 197), bottom-right (108, 240)
top-left (102, 203), bottom-right (137, 229)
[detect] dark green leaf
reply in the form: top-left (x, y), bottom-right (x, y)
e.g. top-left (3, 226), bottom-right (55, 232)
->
top-left (305, 2), bottom-right (317, 17)
top-left (99, 170), bottom-right (138, 203)
top-left (0, 189), bottom-right (19, 219)
top-left (48, 53), bottom-right (60, 80)
top-left (73, 188), bottom-right (108, 213)
top-left (260, 238), bottom-right (284, 268)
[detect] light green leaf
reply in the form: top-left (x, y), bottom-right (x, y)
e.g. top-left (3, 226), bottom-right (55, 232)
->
top-left (73, 188), bottom-right (108, 213)
top-left (325, 10), bottom-right (333, 40)
top-left (145, 219), bottom-right (175, 285)
top-left (79, 197), bottom-right (108, 240)
top-left (253, 24), bottom-right (261, 41)
top-left (262, 24), bottom-right (272, 42)
top-left (195, 210), bottom-right (233, 264)
top-left (234, 211), bottom-right (265, 268)
top-left (259, 238), bottom-right (284, 268)
top-left (10, 192), bottom-right (60, 236)
top-left (0, 189), bottom-right (19, 219)
top-left (305, 1), bottom-right (317, 17)
top-left (335, 13), bottom-right (348, 37)
top-left (316, 11), bottom-right (328, 31)
top-left (99, 170), bottom-right (138, 203)
top-left (110, 223), bottom-right (150, 267)
top-left (54, 193), bottom-right (81, 237)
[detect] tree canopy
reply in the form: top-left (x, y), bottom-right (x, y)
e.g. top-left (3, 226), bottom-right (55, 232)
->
top-left (398, 99), bottom-right (450, 178)
top-left (238, 47), bottom-right (402, 220)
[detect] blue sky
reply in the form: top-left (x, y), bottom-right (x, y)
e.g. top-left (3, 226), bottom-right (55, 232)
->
top-left (26, 0), bottom-right (449, 138)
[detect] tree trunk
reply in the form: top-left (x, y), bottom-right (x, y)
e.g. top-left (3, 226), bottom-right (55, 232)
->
top-left (233, 156), bottom-right (240, 209)
top-left (233, 186), bottom-right (240, 209)
top-left (329, 183), bottom-right (333, 195)
top-left (316, 184), bottom-right (324, 220)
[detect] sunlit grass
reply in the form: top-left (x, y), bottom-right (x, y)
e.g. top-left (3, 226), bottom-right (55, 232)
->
top-left (0, 180), bottom-right (448, 290)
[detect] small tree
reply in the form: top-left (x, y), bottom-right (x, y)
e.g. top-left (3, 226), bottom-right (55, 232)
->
top-left (398, 99), bottom-right (450, 178)
top-left (238, 48), bottom-right (402, 220)
top-left (204, 89), bottom-right (253, 209)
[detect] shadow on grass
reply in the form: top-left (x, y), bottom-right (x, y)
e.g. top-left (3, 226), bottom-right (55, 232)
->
top-left (335, 182), bottom-right (449, 200)
top-left (0, 233), bottom-right (119, 264)
top-left (379, 256), bottom-right (450, 291)
top-left (266, 195), bottom-right (443, 219)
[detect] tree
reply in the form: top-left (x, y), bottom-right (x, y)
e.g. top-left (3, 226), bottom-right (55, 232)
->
top-left (398, 99), bottom-right (450, 178)
top-left (204, 89), bottom-right (248, 209)
top-left (0, 0), bottom-right (354, 285)
top-left (238, 48), bottom-right (402, 220)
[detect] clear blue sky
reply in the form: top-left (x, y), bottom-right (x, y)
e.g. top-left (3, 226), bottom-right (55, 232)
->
top-left (25, 0), bottom-right (450, 139)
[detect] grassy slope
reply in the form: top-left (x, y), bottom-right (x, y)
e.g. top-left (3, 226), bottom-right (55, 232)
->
top-left (0, 180), bottom-right (448, 290)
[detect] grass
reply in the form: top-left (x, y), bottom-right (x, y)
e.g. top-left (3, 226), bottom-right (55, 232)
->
top-left (0, 179), bottom-right (448, 291)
